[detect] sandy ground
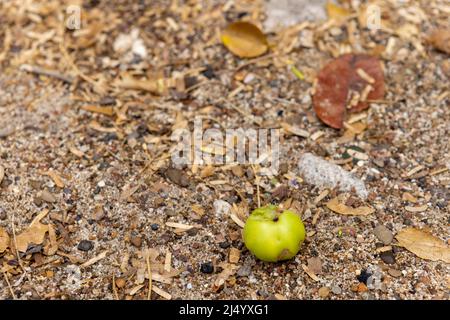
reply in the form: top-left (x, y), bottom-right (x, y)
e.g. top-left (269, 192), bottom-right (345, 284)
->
top-left (0, 0), bottom-right (449, 300)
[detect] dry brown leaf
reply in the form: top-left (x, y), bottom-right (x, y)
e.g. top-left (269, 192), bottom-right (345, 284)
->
top-left (200, 165), bottom-right (215, 178)
top-left (15, 222), bottom-right (49, 252)
top-left (45, 224), bottom-right (58, 256)
top-left (213, 262), bottom-right (238, 291)
top-left (165, 222), bottom-right (194, 230)
top-left (221, 21), bottom-right (268, 58)
top-left (396, 228), bottom-right (450, 263)
top-left (152, 285), bottom-right (172, 300)
top-left (89, 120), bottom-right (116, 133)
top-left (119, 183), bottom-right (140, 202)
top-left (44, 170), bottom-right (65, 188)
top-left (301, 264), bottom-right (320, 282)
top-left (81, 250), bottom-right (108, 268)
top-left (0, 165), bottom-right (4, 185)
top-left (405, 204), bottom-right (428, 213)
top-left (0, 227), bottom-right (9, 253)
top-left (427, 28), bottom-right (450, 54)
top-left (229, 247), bottom-right (240, 264)
top-left (81, 105), bottom-right (114, 116)
top-left (281, 122), bottom-right (310, 138)
top-left (307, 257), bottom-right (323, 274)
top-left (116, 75), bottom-right (166, 95)
top-left (313, 54), bottom-right (385, 129)
top-left (326, 2), bottom-right (352, 22)
top-left (326, 194), bottom-right (374, 215)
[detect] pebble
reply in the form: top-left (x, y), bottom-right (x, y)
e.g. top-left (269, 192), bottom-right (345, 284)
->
top-left (318, 287), bottom-right (330, 298)
top-left (151, 223), bottom-right (159, 231)
top-left (186, 283), bottom-right (193, 290)
top-left (77, 240), bottom-right (94, 252)
top-left (373, 225), bottom-right (393, 245)
top-left (115, 278), bottom-right (126, 288)
top-left (130, 234), bottom-right (142, 248)
top-left (38, 190), bottom-right (56, 203)
top-left (356, 283), bottom-right (368, 292)
top-left (380, 251), bottom-right (396, 265)
top-left (236, 265), bottom-right (252, 277)
top-left (200, 262), bottom-right (214, 274)
top-left (186, 227), bottom-right (198, 236)
top-left (0, 126), bottom-right (14, 138)
top-left (243, 73), bottom-right (256, 84)
top-left (213, 199), bottom-right (232, 217)
top-left (388, 268), bottom-right (402, 278)
top-left (97, 180), bottom-right (106, 188)
top-left (231, 165), bottom-right (244, 177)
top-left (219, 241), bottom-right (230, 249)
top-left (357, 269), bottom-right (372, 284)
top-left (165, 168), bottom-right (190, 187)
top-left (331, 285), bottom-right (342, 295)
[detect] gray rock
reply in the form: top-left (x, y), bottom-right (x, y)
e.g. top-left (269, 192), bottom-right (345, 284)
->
top-left (38, 189), bottom-right (57, 203)
top-left (373, 225), bottom-right (393, 245)
top-left (213, 199), bottom-right (232, 217)
top-left (380, 251), bottom-right (396, 265)
top-left (264, 0), bottom-right (328, 31)
top-left (237, 265), bottom-right (252, 277)
top-left (331, 285), bottom-right (342, 295)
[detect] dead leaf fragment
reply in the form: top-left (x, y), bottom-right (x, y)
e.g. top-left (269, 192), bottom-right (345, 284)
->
top-left (307, 257), bottom-right (323, 274)
top-left (326, 2), bottom-right (351, 22)
top-left (229, 247), bottom-right (240, 264)
top-left (396, 228), bottom-right (450, 263)
top-left (313, 54), bottom-right (385, 128)
top-left (281, 122), bottom-right (310, 138)
top-left (0, 165), bottom-right (4, 185)
top-left (44, 170), bottom-right (65, 188)
top-left (326, 194), bottom-right (374, 215)
top-left (221, 21), bottom-right (268, 58)
top-left (0, 227), bottom-right (9, 253)
top-left (81, 105), bottom-right (114, 116)
top-left (213, 262), bottom-right (238, 291)
top-left (427, 28), bottom-right (450, 54)
top-left (15, 222), bottom-right (49, 252)
top-left (301, 263), bottom-right (320, 282)
top-left (116, 75), bottom-right (166, 95)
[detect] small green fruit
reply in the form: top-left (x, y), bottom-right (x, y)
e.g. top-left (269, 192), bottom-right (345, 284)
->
top-left (243, 205), bottom-right (306, 262)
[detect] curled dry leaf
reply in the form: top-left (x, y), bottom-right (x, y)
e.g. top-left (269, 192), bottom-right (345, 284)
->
top-left (221, 21), bottom-right (268, 58)
top-left (313, 54), bottom-right (385, 128)
top-left (396, 228), bottom-right (450, 263)
top-left (326, 194), bottom-right (374, 215)
top-left (427, 28), bottom-right (450, 54)
top-left (0, 227), bottom-right (9, 253)
top-left (15, 222), bottom-right (49, 252)
top-left (213, 262), bottom-right (238, 292)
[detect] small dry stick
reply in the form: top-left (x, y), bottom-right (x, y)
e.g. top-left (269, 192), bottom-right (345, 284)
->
top-left (112, 274), bottom-right (119, 300)
top-left (146, 254), bottom-right (152, 300)
top-left (251, 165), bottom-right (261, 207)
top-left (2, 271), bottom-right (16, 299)
top-left (235, 53), bottom-right (278, 71)
top-left (20, 64), bottom-right (74, 83)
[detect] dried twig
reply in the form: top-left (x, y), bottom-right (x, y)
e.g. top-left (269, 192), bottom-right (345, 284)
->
top-left (146, 253), bottom-right (152, 300)
top-left (20, 64), bottom-right (74, 84)
top-left (2, 271), bottom-right (16, 300)
top-left (112, 274), bottom-right (119, 300)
